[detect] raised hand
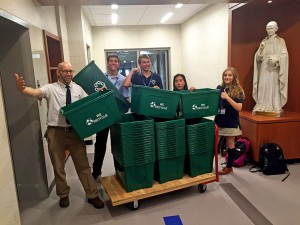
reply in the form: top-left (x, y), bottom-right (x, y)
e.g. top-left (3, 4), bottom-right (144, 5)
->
top-left (15, 73), bottom-right (26, 91)
top-left (221, 89), bottom-right (229, 100)
top-left (189, 86), bottom-right (196, 92)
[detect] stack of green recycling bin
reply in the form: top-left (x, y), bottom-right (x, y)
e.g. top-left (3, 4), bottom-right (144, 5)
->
top-left (129, 86), bottom-right (219, 183)
top-left (112, 85), bottom-right (218, 191)
top-left (185, 118), bottom-right (215, 177)
top-left (178, 88), bottom-right (219, 177)
top-left (110, 113), bottom-right (156, 192)
top-left (154, 117), bottom-right (186, 183)
top-left (131, 85), bottom-right (185, 184)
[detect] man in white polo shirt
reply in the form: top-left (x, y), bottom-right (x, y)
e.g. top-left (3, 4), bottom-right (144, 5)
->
top-left (15, 62), bottom-right (104, 209)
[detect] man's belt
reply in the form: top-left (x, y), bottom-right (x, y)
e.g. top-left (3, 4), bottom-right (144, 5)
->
top-left (48, 126), bottom-right (73, 132)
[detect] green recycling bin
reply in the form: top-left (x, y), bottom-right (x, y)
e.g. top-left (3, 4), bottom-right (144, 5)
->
top-left (180, 88), bottom-right (219, 118)
top-left (131, 85), bottom-right (181, 119)
top-left (73, 60), bottom-right (130, 114)
top-left (60, 90), bottom-right (121, 139)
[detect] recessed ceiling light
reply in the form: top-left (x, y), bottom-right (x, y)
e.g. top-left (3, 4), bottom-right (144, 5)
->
top-left (160, 12), bottom-right (174, 23)
top-left (268, 0), bottom-right (272, 3)
top-left (111, 13), bottom-right (118, 24)
top-left (111, 4), bottom-right (118, 9)
top-left (175, 3), bottom-right (183, 9)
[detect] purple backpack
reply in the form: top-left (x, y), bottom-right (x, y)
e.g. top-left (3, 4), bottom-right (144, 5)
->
top-left (225, 137), bottom-right (251, 167)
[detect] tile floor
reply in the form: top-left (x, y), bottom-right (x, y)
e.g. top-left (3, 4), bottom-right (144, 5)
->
top-left (19, 137), bottom-right (300, 225)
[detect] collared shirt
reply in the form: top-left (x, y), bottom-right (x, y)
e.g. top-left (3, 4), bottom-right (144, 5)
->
top-left (105, 72), bottom-right (129, 98)
top-left (40, 80), bottom-right (87, 127)
top-left (131, 72), bottom-right (163, 89)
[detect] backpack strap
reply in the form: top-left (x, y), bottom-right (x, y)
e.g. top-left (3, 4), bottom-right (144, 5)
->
top-left (249, 167), bottom-right (290, 181)
top-left (281, 171), bottom-right (290, 182)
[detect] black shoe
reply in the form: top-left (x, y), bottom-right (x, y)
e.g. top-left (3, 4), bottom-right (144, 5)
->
top-left (88, 196), bottom-right (105, 209)
top-left (59, 196), bottom-right (70, 208)
top-left (221, 149), bottom-right (227, 157)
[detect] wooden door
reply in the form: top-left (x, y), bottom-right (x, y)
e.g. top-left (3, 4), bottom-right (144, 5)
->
top-left (43, 30), bottom-right (63, 83)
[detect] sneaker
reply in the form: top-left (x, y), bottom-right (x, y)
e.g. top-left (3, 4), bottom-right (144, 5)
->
top-left (59, 196), bottom-right (70, 208)
top-left (88, 196), bottom-right (105, 209)
top-left (218, 167), bottom-right (233, 175)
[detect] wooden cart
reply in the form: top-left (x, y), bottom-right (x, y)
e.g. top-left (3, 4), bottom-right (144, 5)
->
top-left (100, 125), bottom-right (219, 210)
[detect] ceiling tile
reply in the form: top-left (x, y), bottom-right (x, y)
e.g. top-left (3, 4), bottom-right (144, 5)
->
top-left (83, 4), bottom-right (208, 26)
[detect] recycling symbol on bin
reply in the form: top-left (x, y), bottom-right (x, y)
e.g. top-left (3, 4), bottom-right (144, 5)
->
top-left (150, 102), bottom-right (156, 108)
top-left (94, 81), bottom-right (106, 92)
top-left (86, 118), bottom-right (94, 126)
top-left (192, 104), bottom-right (198, 110)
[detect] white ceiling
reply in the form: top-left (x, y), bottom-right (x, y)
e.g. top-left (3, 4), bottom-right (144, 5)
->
top-left (37, 0), bottom-right (247, 26)
top-left (82, 4), bottom-right (208, 26)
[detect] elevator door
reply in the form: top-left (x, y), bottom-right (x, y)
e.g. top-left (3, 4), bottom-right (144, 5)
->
top-left (0, 12), bottom-right (48, 201)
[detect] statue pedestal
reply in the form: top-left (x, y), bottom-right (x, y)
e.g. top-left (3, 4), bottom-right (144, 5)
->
top-left (240, 111), bottom-right (300, 162)
top-left (252, 110), bottom-right (284, 117)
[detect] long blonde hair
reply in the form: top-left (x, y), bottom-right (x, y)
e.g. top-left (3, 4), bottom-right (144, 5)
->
top-left (221, 67), bottom-right (245, 99)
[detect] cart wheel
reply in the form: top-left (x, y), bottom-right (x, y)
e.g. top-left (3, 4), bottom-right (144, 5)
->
top-left (129, 200), bottom-right (139, 210)
top-left (198, 184), bottom-right (207, 193)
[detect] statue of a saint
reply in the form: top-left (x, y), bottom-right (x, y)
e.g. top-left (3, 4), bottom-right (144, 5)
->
top-left (252, 21), bottom-right (289, 116)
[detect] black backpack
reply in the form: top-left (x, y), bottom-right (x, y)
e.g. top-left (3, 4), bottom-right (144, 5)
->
top-left (249, 143), bottom-right (290, 181)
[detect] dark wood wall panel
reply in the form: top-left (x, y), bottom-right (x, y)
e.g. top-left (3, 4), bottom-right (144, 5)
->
top-left (231, 0), bottom-right (300, 112)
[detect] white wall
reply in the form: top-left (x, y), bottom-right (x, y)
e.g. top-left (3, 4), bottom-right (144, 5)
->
top-left (92, 24), bottom-right (182, 88)
top-left (1, 0), bottom-right (57, 35)
top-left (0, 82), bottom-right (21, 225)
top-left (82, 11), bottom-right (93, 63)
top-left (58, 6), bottom-right (71, 62)
top-left (181, 4), bottom-right (229, 89)
top-left (65, 6), bottom-right (87, 73)
top-left (91, 5), bottom-right (229, 90)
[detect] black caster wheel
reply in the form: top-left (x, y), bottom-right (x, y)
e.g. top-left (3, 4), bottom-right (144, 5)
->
top-left (198, 184), bottom-right (207, 193)
top-left (128, 200), bottom-right (139, 210)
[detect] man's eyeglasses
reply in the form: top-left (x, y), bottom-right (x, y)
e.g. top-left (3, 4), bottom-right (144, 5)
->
top-left (60, 70), bottom-right (75, 74)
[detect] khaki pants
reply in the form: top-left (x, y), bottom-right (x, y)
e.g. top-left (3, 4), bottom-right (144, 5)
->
top-left (46, 127), bottom-right (98, 199)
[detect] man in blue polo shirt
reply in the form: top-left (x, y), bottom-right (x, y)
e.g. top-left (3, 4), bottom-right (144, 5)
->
top-left (123, 54), bottom-right (163, 89)
top-left (92, 54), bottom-right (129, 179)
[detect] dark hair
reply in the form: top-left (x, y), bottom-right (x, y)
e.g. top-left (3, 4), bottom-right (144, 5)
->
top-left (107, 54), bottom-right (120, 63)
top-left (173, 73), bottom-right (188, 91)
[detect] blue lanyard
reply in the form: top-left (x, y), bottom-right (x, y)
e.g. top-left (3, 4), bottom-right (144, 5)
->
top-left (140, 72), bottom-right (153, 87)
top-left (112, 77), bottom-right (118, 86)
top-left (106, 74), bottom-right (119, 86)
